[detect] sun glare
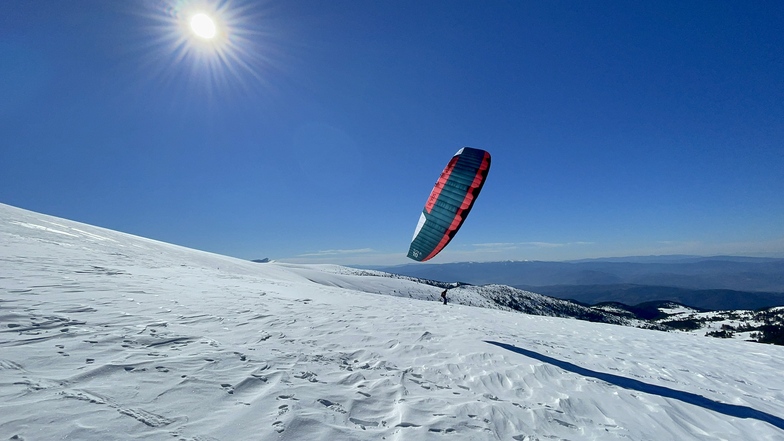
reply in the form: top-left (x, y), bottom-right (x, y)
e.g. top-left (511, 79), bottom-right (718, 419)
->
top-left (140, 0), bottom-right (273, 96)
top-left (190, 13), bottom-right (216, 39)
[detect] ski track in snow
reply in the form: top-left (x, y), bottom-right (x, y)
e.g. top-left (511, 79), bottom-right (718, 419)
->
top-left (1, 202), bottom-right (784, 441)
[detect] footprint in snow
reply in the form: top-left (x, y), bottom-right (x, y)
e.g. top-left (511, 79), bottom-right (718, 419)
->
top-left (349, 417), bottom-right (380, 430)
top-left (317, 398), bottom-right (346, 413)
top-left (293, 371), bottom-right (318, 382)
top-left (429, 428), bottom-right (456, 434)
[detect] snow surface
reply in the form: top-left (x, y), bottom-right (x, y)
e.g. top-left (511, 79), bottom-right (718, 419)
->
top-left (2, 202), bottom-right (784, 440)
top-left (658, 305), bottom-right (700, 316)
top-left (660, 307), bottom-right (781, 342)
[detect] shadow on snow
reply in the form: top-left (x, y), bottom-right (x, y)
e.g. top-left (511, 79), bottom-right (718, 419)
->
top-left (485, 340), bottom-right (784, 432)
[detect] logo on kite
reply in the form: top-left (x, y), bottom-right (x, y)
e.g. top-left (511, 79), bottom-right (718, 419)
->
top-left (407, 147), bottom-right (491, 261)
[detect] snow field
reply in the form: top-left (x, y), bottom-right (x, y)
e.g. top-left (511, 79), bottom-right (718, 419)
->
top-left (1, 203), bottom-right (784, 440)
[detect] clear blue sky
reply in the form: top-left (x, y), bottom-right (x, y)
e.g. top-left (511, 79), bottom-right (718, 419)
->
top-left (2, 0), bottom-right (783, 265)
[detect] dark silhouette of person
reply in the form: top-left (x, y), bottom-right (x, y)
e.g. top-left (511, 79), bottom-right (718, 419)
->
top-left (441, 289), bottom-right (448, 305)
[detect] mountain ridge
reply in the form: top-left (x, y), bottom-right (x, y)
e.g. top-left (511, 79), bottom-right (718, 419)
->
top-left (334, 268), bottom-right (784, 346)
top-left (373, 258), bottom-right (784, 309)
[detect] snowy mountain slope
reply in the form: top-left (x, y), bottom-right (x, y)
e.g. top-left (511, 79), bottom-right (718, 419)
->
top-left (291, 266), bottom-right (638, 326)
top-left (2, 202), bottom-right (784, 441)
top-left (650, 303), bottom-right (784, 343)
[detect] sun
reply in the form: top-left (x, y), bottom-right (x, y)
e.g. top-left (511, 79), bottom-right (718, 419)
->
top-left (138, 0), bottom-right (274, 96)
top-left (189, 13), bottom-right (216, 40)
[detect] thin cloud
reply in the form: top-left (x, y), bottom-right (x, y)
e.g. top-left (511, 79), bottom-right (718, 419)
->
top-left (473, 242), bottom-right (519, 249)
top-left (473, 241), bottom-right (594, 250)
top-left (298, 248), bottom-right (375, 257)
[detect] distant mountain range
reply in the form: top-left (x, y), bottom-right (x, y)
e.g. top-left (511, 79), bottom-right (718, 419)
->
top-left (517, 284), bottom-right (784, 311)
top-left (345, 268), bottom-right (784, 346)
top-left (373, 256), bottom-right (784, 311)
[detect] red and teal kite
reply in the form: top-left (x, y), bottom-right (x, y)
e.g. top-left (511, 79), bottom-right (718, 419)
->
top-left (407, 147), bottom-right (491, 261)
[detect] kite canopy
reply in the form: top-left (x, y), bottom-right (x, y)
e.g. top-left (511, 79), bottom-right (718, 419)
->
top-left (407, 147), bottom-right (491, 262)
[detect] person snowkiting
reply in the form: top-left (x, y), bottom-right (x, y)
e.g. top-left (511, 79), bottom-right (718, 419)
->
top-left (441, 289), bottom-right (448, 305)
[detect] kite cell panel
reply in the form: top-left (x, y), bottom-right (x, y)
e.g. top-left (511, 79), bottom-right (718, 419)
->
top-left (407, 147), bottom-right (491, 262)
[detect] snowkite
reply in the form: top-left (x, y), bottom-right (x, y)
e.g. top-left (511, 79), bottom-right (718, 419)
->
top-left (407, 147), bottom-right (491, 261)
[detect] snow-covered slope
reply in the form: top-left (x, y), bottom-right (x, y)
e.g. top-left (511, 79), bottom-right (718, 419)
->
top-left (652, 303), bottom-right (784, 342)
top-left (299, 267), bottom-right (640, 326)
top-left (2, 202), bottom-right (784, 440)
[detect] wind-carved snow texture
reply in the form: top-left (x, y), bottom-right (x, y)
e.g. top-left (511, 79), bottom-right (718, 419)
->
top-left (1, 202), bottom-right (784, 441)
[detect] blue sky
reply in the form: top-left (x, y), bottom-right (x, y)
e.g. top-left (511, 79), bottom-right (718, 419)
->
top-left (2, 0), bottom-right (783, 265)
